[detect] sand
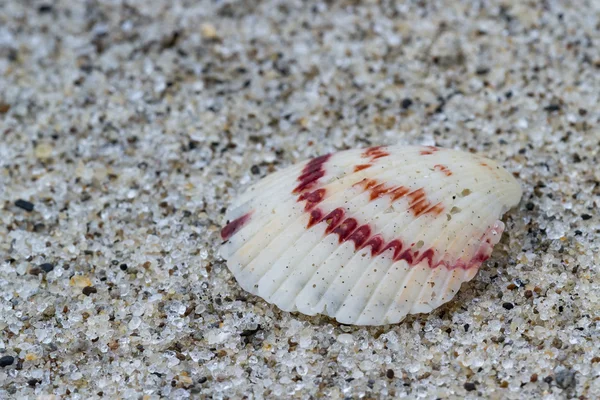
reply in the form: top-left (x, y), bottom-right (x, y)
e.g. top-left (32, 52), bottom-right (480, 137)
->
top-left (1, 1), bottom-right (598, 398)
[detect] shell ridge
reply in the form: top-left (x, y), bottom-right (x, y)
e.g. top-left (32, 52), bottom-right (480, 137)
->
top-left (325, 244), bottom-right (395, 323)
top-left (230, 164), bottom-right (305, 210)
top-left (436, 188), bottom-right (513, 269)
top-left (356, 260), bottom-right (412, 324)
top-left (236, 209), bottom-right (311, 275)
top-left (380, 260), bottom-right (419, 324)
top-left (439, 268), bottom-right (468, 303)
top-left (225, 198), bottom-right (302, 258)
top-left (257, 227), bottom-right (326, 303)
top-left (385, 264), bottom-right (433, 322)
top-left (232, 214), bottom-right (310, 289)
top-left (231, 155), bottom-right (367, 270)
top-left (262, 224), bottom-right (340, 308)
top-left (425, 189), bottom-right (491, 268)
top-left (232, 208), bottom-right (310, 285)
top-left (408, 266), bottom-right (438, 314)
top-left (285, 238), bottom-right (348, 313)
top-left (339, 250), bottom-right (399, 324)
top-left (301, 241), bottom-right (360, 314)
top-left (409, 265), bottom-right (450, 314)
top-left (314, 242), bottom-right (370, 316)
top-left (432, 266), bottom-right (457, 305)
top-left (227, 177), bottom-right (302, 234)
top-left (315, 245), bottom-right (382, 317)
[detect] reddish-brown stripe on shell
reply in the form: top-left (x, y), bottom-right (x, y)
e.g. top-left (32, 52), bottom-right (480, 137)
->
top-left (221, 212), bottom-right (252, 240)
top-left (354, 179), bottom-right (445, 218)
top-left (390, 186), bottom-right (411, 201)
top-left (362, 146), bottom-right (390, 161)
top-left (363, 235), bottom-right (384, 256)
top-left (434, 164), bottom-right (452, 176)
top-left (332, 218), bottom-right (358, 241)
top-left (396, 248), bottom-right (414, 265)
top-left (347, 225), bottom-right (371, 249)
top-left (407, 188), bottom-right (426, 206)
top-left (354, 164), bottom-right (372, 172)
top-left (307, 209), bottom-right (324, 229)
top-left (380, 239), bottom-right (403, 259)
top-left (420, 146), bottom-right (439, 155)
top-left (323, 208), bottom-right (345, 234)
top-left (352, 146), bottom-right (390, 173)
top-left (369, 183), bottom-right (393, 200)
top-left (298, 188), bottom-right (326, 211)
top-left (417, 248), bottom-right (435, 265)
top-left (293, 154), bottom-right (331, 193)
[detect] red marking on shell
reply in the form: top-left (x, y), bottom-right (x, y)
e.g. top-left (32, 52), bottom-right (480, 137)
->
top-left (298, 206), bottom-right (494, 271)
top-left (293, 154), bottom-right (331, 193)
top-left (390, 186), bottom-right (411, 201)
top-left (355, 179), bottom-right (444, 217)
top-left (407, 188), bottom-right (425, 206)
top-left (323, 208), bottom-right (345, 234)
top-left (333, 218), bottom-right (359, 242)
top-left (354, 146), bottom-right (388, 173)
top-left (410, 198), bottom-right (431, 217)
top-left (380, 239), bottom-right (403, 259)
top-left (426, 202), bottom-right (445, 216)
top-left (480, 162), bottom-right (496, 172)
top-left (362, 146), bottom-right (390, 160)
top-left (307, 209), bottom-right (324, 229)
top-left (396, 248), bottom-right (414, 264)
top-left (369, 183), bottom-right (393, 200)
top-left (420, 146), bottom-right (439, 155)
top-left (354, 164), bottom-right (372, 172)
top-left (297, 168), bottom-right (324, 183)
top-left (294, 170), bottom-right (325, 193)
top-left (347, 225), bottom-right (371, 249)
top-left (353, 178), bottom-right (379, 190)
top-left (434, 164), bottom-right (452, 176)
top-left (362, 235), bottom-right (384, 256)
top-left (417, 248), bottom-right (435, 265)
top-left (298, 188), bottom-right (326, 211)
top-left (221, 212), bottom-right (252, 240)
top-left (473, 251), bottom-right (490, 263)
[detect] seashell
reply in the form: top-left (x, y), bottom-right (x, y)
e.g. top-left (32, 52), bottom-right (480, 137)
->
top-left (220, 145), bottom-right (522, 325)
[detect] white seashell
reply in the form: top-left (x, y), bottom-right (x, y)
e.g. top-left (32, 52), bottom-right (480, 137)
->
top-left (220, 145), bottom-right (522, 325)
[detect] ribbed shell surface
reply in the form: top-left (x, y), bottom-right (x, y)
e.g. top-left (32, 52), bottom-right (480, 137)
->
top-left (220, 145), bottom-right (522, 325)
